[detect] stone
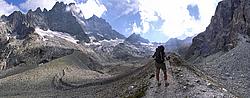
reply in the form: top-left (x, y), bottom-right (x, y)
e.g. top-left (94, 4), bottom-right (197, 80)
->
top-left (186, 0), bottom-right (250, 61)
top-left (195, 80), bottom-right (200, 83)
top-left (225, 73), bottom-right (230, 77)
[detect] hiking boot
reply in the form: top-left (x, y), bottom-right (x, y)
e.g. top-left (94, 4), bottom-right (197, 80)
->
top-left (165, 82), bottom-right (169, 87)
top-left (157, 83), bottom-right (161, 86)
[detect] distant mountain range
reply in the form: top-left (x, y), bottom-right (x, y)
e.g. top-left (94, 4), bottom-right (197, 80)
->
top-left (0, 1), bottom-right (158, 73)
top-left (125, 33), bottom-right (150, 44)
top-left (0, 2), bottom-right (125, 43)
top-left (0, 0), bottom-right (197, 80)
top-left (165, 37), bottom-right (192, 51)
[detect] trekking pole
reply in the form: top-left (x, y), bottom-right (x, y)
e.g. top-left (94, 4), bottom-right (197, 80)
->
top-left (170, 64), bottom-right (174, 79)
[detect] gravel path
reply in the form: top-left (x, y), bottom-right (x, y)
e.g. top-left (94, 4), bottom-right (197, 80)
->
top-left (144, 62), bottom-right (236, 98)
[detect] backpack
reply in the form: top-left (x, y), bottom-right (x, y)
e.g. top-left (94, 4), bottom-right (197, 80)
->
top-left (154, 46), bottom-right (165, 63)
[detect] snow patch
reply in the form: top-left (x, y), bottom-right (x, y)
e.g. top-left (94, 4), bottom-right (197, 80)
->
top-left (97, 33), bottom-right (104, 37)
top-left (85, 32), bottom-right (93, 34)
top-left (0, 22), bottom-right (5, 24)
top-left (35, 28), bottom-right (79, 44)
top-left (89, 36), bottom-right (96, 42)
top-left (6, 33), bottom-right (10, 41)
top-left (84, 42), bottom-right (101, 46)
top-left (141, 42), bottom-right (153, 46)
top-left (84, 39), bottom-right (124, 46)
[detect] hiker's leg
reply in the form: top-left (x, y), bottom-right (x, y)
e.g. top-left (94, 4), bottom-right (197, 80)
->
top-left (156, 68), bottom-right (160, 82)
top-left (163, 71), bottom-right (169, 87)
top-left (162, 63), bottom-right (169, 87)
top-left (155, 62), bottom-right (161, 86)
top-left (162, 63), bottom-right (167, 81)
top-left (155, 62), bottom-right (160, 82)
top-left (156, 68), bottom-right (161, 86)
top-left (163, 70), bottom-right (167, 80)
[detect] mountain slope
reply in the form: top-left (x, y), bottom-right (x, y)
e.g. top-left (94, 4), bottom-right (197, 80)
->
top-left (186, 0), bottom-right (250, 61)
top-left (85, 15), bottom-right (126, 42)
top-left (165, 37), bottom-right (192, 56)
top-left (194, 41), bottom-right (250, 97)
top-left (0, 1), bottom-right (128, 72)
top-left (0, 55), bottom-right (237, 98)
top-left (0, 50), bottom-right (109, 96)
top-left (184, 0), bottom-right (250, 97)
top-left (125, 33), bottom-right (150, 44)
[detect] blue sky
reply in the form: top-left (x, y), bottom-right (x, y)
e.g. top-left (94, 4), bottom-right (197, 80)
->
top-left (5, 0), bottom-right (25, 5)
top-left (1, 0), bottom-right (222, 42)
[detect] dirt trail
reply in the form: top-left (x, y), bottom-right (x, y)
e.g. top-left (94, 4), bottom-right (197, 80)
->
top-left (143, 62), bottom-right (237, 98)
top-left (53, 60), bottom-right (153, 90)
top-left (54, 59), bottom-right (237, 98)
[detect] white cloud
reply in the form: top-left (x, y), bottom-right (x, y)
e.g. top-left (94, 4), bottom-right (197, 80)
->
top-left (19, 0), bottom-right (106, 19)
top-left (134, 0), bottom-right (222, 39)
top-left (0, 0), bottom-right (20, 16)
top-left (131, 22), bottom-right (142, 34)
top-left (76, 0), bottom-right (107, 19)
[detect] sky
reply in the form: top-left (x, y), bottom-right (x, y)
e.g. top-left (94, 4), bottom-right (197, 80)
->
top-left (1, 0), bottom-right (222, 42)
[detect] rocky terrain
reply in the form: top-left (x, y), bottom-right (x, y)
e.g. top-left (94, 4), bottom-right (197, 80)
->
top-left (0, 0), bottom-right (249, 97)
top-left (165, 37), bottom-right (192, 56)
top-left (0, 53), bottom-right (237, 98)
top-left (0, 1), bottom-right (156, 97)
top-left (0, 1), bottom-right (145, 72)
top-left (185, 0), bottom-right (250, 97)
top-left (186, 0), bottom-right (250, 61)
top-left (124, 33), bottom-right (150, 44)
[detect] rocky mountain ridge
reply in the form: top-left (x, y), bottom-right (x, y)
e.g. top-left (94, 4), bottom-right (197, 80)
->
top-left (0, 2), bottom-right (126, 43)
top-left (165, 37), bottom-right (192, 54)
top-left (186, 0), bottom-right (250, 61)
top-left (184, 0), bottom-right (250, 97)
top-left (0, 1), bottom-right (155, 78)
top-left (124, 33), bottom-right (150, 44)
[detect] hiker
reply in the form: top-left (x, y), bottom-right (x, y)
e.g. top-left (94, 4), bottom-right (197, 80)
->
top-left (152, 45), bottom-right (169, 87)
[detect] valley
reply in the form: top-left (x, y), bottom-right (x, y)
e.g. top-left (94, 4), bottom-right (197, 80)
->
top-left (0, 0), bottom-right (250, 97)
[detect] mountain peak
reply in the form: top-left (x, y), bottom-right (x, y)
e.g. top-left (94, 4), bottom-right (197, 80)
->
top-left (51, 2), bottom-right (66, 11)
top-left (69, 3), bottom-right (76, 6)
top-left (7, 11), bottom-right (24, 20)
top-left (89, 15), bottom-right (102, 21)
top-left (2, 1), bottom-right (126, 43)
top-left (125, 33), bottom-right (150, 44)
top-left (43, 8), bottom-right (48, 12)
top-left (34, 7), bottom-right (42, 13)
top-left (186, 0), bottom-right (249, 60)
top-left (9, 11), bottom-right (23, 16)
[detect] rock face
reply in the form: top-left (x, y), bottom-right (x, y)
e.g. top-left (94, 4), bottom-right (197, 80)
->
top-left (85, 15), bottom-right (126, 41)
top-left (125, 33), bottom-right (150, 44)
top-left (165, 37), bottom-right (192, 52)
top-left (164, 37), bottom-right (192, 57)
top-left (46, 2), bottom-right (90, 42)
top-left (186, 0), bottom-right (250, 60)
top-left (6, 46), bottom-right (74, 69)
top-left (2, 2), bottom-right (89, 42)
top-left (112, 43), bottom-right (148, 60)
top-left (184, 0), bottom-right (250, 97)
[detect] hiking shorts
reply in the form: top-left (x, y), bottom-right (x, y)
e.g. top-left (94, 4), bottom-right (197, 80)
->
top-left (155, 62), bottom-right (167, 72)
